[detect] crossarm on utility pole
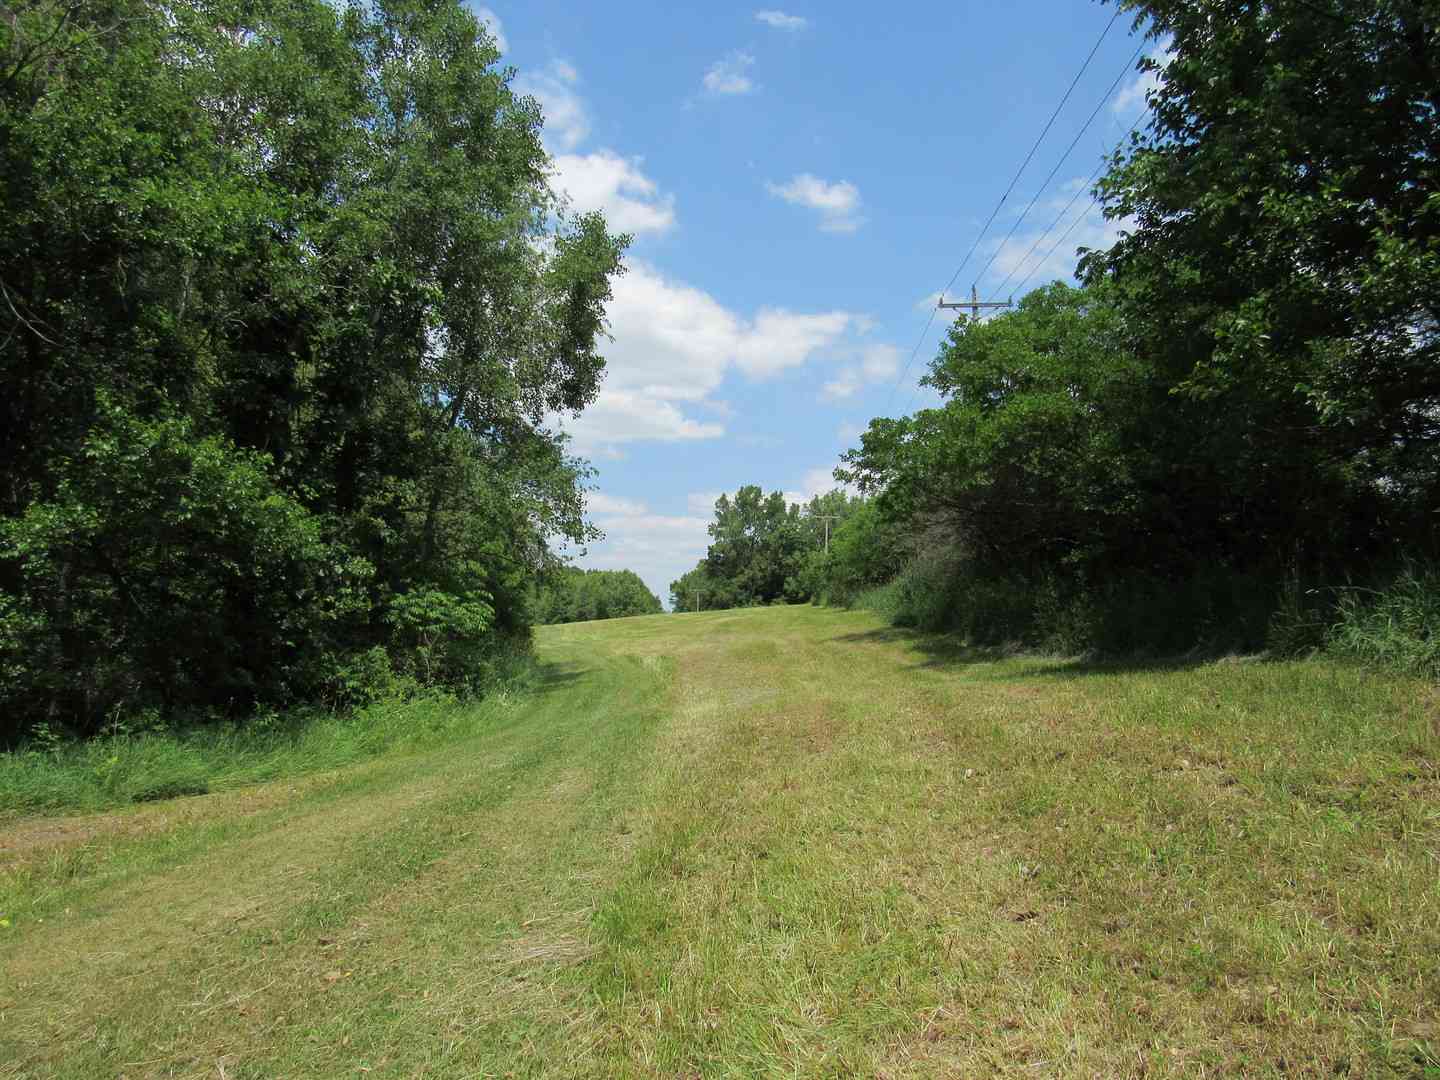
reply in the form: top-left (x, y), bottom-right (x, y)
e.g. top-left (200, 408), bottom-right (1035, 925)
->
top-left (938, 284), bottom-right (1012, 322)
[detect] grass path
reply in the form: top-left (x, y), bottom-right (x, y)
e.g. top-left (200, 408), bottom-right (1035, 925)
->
top-left (3, 606), bottom-right (1438, 1077)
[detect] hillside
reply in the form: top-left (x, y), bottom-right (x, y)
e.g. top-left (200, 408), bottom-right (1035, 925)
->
top-left (3, 606), bottom-right (1437, 1077)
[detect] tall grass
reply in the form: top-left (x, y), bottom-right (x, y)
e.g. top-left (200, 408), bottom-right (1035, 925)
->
top-left (1325, 566), bottom-right (1440, 678)
top-left (0, 667), bottom-right (538, 817)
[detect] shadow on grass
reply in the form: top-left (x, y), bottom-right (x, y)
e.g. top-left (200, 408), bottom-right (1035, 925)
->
top-left (533, 662), bottom-right (589, 694)
top-left (827, 626), bottom-right (1228, 681)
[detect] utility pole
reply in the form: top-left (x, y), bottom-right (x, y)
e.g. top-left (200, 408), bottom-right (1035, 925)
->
top-left (693, 590), bottom-right (701, 613)
top-left (938, 284), bottom-right (1011, 322)
top-left (813, 515), bottom-right (838, 553)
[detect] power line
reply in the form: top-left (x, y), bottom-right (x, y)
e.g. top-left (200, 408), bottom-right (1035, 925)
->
top-left (884, 304), bottom-right (941, 416)
top-left (934, 7), bottom-right (1122, 304)
top-left (1010, 194), bottom-right (1103, 298)
top-left (1005, 107), bottom-right (1149, 298)
top-left (968, 42), bottom-right (1145, 290)
top-left (901, 107), bottom-right (1151, 417)
top-left (993, 156), bottom-right (1109, 297)
top-left (882, 7), bottom-right (1123, 414)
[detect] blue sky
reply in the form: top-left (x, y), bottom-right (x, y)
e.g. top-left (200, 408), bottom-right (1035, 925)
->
top-left (471, 1), bottom-right (1159, 604)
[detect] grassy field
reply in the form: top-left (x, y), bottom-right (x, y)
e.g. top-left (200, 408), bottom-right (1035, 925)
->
top-left (3, 605), bottom-right (1438, 1077)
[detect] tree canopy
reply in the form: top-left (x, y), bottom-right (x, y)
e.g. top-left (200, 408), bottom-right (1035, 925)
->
top-left (670, 487), bottom-right (871, 610)
top-left (829, 0), bottom-right (1438, 652)
top-left (0, 0), bottom-right (626, 739)
top-left (1093, 0), bottom-right (1438, 511)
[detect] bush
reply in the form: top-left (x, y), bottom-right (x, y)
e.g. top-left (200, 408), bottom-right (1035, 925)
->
top-left (385, 587), bottom-right (497, 692)
top-left (0, 404), bottom-right (370, 744)
top-left (856, 554), bottom-right (1280, 658)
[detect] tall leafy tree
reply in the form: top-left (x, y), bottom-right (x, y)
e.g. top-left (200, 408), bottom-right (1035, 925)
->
top-left (1093, 0), bottom-right (1440, 529)
top-left (0, 0), bottom-right (626, 738)
top-left (702, 486), bottom-right (809, 605)
top-left (843, 284), bottom-right (1164, 580)
top-left (671, 486), bottom-right (828, 608)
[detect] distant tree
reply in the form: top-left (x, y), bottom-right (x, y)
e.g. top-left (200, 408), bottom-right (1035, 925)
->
top-left (670, 485), bottom-right (857, 609)
top-left (531, 568), bottom-right (662, 624)
top-left (668, 564), bottom-right (746, 612)
top-left (702, 486), bottom-right (810, 605)
top-left (798, 499), bottom-right (908, 605)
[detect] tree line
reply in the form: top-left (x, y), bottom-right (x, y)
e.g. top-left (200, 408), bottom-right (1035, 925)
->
top-left (0, 0), bottom-right (631, 743)
top-left (531, 569), bottom-right (663, 625)
top-left (679, 0), bottom-right (1438, 670)
top-left (669, 487), bottom-right (902, 611)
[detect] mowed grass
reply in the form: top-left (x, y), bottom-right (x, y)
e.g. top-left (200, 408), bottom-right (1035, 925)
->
top-left (3, 606), bottom-right (1438, 1078)
top-left (0, 691), bottom-right (536, 816)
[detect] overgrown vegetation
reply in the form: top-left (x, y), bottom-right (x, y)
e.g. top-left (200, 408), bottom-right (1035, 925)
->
top-left (1326, 568), bottom-right (1440, 678)
top-left (0, 675), bottom-right (534, 816)
top-left (812, 0), bottom-right (1440, 666)
top-left (0, 0), bottom-right (628, 743)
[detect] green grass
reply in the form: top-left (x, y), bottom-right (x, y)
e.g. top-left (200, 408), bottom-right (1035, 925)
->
top-left (0, 689), bottom-right (539, 816)
top-left (3, 606), bottom-right (1438, 1077)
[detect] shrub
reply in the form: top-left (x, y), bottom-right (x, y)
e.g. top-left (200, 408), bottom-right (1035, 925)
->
top-left (0, 403), bottom-right (370, 743)
top-left (385, 587), bottom-right (497, 692)
top-left (857, 554), bottom-right (1280, 658)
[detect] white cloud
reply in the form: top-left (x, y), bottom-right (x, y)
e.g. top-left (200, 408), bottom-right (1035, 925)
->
top-left (733, 309), bottom-right (854, 377)
top-left (704, 51), bottom-right (756, 96)
top-left (588, 492), bottom-right (648, 516)
top-left (821, 369), bottom-right (862, 402)
top-left (565, 389), bottom-right (725, 450)
top-left (474, 6), bottom-right (507, 53)
top-left (755, 10), bottom-right (808, 30)
top-left (516, 64), bottom-right (677, 236)
top-left (514, 60), bottom-right (589, 151)
top-left (550, 151), bottom-right (676, 235)
top-left (766, 173), bottom-right (864, 233)
top-left (578, 493), bottom-right (711, 607)
top-left (783, 465), bottom-right (855, 507)
top-left (859, 343), bottom-right (900, 380)
top-left (687, 491), bottom-right (722, 515)
top-left (820, 343), bottom-right (901, 403)
top-left (1113, 41), bottom-right (1172, 116)
top-left (556, 262), bottom-right (863, 454)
